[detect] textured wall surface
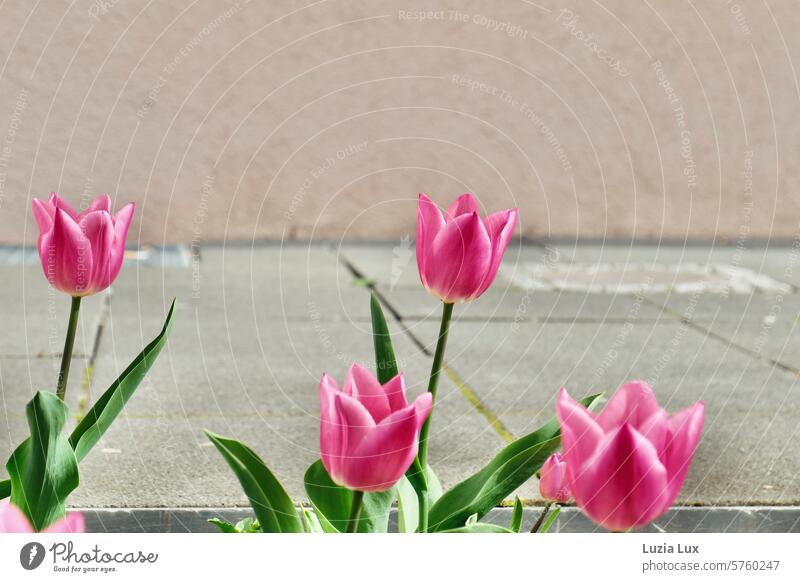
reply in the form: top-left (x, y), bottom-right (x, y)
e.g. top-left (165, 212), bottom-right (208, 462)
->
top-left (0, 0), bottom-right (798, 244)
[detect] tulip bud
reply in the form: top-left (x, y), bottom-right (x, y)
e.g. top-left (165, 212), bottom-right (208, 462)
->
top-left (32, 193), bottom-right (134, 297)
top-left (416, 193), bottom-right (517, 303)
top-left (539, 453), bottom-right (571, 503)
top-left (319, 364), bottom-right (432, 492)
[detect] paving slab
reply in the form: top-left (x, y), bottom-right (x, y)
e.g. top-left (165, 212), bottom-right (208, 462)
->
top-left (0, 263), bottom-right (107, 358)
top-left (552, 243), bottom-right (800, 288)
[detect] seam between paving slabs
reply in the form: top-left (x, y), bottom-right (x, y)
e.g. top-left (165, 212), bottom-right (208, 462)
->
top-left (546, 243), bottom-right (800, 380)
top-left (335, 247), bottom-right (517, 443)
top-left (641, 296), bottom-right (800, 381)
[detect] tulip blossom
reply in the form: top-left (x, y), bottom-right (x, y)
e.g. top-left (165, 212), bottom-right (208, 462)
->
top-left (319, 364), bottom-right (432, 492)
top-left (416, 193), bottom-right (517, 303)
top-left (539, 453), bottom-right (571, 503)
top-left (32, 193), bottom-right (134, 297)
top-left (0, 500), bottom-right (85, 533)
top-left (557, 382), bottom-right (704, 532)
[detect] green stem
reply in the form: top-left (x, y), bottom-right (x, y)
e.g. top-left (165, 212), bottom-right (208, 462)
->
top-left (346, 490), bottom-right (364, 533)
top-left (417, 489), bottom-right (429, 534)
top-left (417, 301), bottom-right (454, 469)
top-left (530, 502), bottom-right (552, 533)
top-left (55, 296), bottom-right (82, 401)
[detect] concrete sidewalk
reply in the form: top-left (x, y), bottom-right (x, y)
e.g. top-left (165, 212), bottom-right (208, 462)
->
top-left (1, 242), bottom-right (799, 522)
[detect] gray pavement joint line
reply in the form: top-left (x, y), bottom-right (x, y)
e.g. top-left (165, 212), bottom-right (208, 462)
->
top-left (75, 291), bottom-right (111, 422)
top-left (334, 247), bottom-right (517, 443)
top-left (641, 296), bottom-right (800, 380)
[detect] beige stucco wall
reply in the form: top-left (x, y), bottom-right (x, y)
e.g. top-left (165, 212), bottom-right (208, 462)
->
top-left (0, 0), bottom-right (798, 244)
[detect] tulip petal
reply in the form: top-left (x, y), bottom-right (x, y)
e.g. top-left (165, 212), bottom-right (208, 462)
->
top-left (557, 388), bottom-right (603, 463)
top-left (39, 208), bottom-right (93, 295)
top-left (108, 202), bottom-right (134, 285)
top-left (79, 210), bottom-right (114, 293)
top-left (80, 194), bottom-right (112, 218)
top-left (664, 402), bottom-right (705, 501)
top-left (382, 373), bottom-right (408, 413)
top-left (416, 194), bottom-right (445, 288)
top-left (445, 193), bottom-right (479, 220)
top-left (574, 425), bottom-right (669, 532)
top-left (413, 392), bottom-right (433, 429)
top-left (477, 209), bottom-right (517, 295)
top-left (597, 380), bottom-right (661, 433)
top-left (424, 212), bottom-right (492, 302)
top-left (0, 500), bottom-right (35, 533)
top-left (346, 404), bottom-right (421, 492)
top-left (639, 409), bottom-right (668, 462)
top-left (49, 192), bottom-right (79, 221)
top-left (32, 198), bottom-right (55, 233)
top-left (343, 363), bottom-right (393, 423)
top-left (319, 374), bottom-right (342, 477)
top-left (42, 512), bottom-right (85, 533)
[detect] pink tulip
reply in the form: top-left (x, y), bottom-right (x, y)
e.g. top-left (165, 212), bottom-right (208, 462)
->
top-left (557, 382), bottom-right (704, 531)
top-left (319, 364), bottom-right (433, 492)
top-left (0, 500), bottom-right (85, 533)
top-left (539, 453), bottom-right (571, 503)
top-left (32, 193), bottom-right (134, 297)
top-left (416, 193), bottom-right (517, 303)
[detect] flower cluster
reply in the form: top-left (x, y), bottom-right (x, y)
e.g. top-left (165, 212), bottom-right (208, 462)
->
top-left (1, 191), bottom-right (705, 535)
top-left (205, 193), bottom-right (705, 534)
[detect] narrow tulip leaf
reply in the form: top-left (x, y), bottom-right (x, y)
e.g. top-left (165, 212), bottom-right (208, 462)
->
top-left (396, 476), bottom-right (418, 533)
top-left (5, 391), bottom-right (79, 531)
top-left (402, 458), bottom-right (445, 532)
top-left (370, 293), bottom-right (398, 384)
top-left (304, 459), bottom-right (395, 533)
top-left (206, 432), bottom-right (303, 533)
top-left (539, 506), bottom-right (561, 533)
top-left (301, 507), bottom-right (325, 533)
top-left (0, 479), bottom-right (9, 500)
top-left (510, 496), bottom-right (524, 533)
top-left (69, 300), bottom-right (176, 462)
top-left (428, 393), bottom-right (602, 532)
top-left (442, 523), bottom-right (514, 533)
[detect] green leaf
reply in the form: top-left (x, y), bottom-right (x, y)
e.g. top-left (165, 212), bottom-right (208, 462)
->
top-left (465, 513), bottom-right (478, 525)
top-left (301, 507), bottom-right (324, 533)
top-left (304, 459), bottom-right (394, 533)
top-left (206, 432), bottom-right (303, 533)
top-left (208, 517), bottom-right (261, 533)
top-left (6, 391), bottom-right (79, 531)
top-left (510, 496), bottom-right (524, 532)
top-left (441, 523), bottom-right (514, 533)
top-left (428, 393), bottom-right (602, 532)
top-left (208, 518), bottom-right (238, 533)
top-left (427, 465), bottom-right (443, 502)
top-left (396, 476), bottom-right (418, 533)
top-left (234, 517), bottom-right (261, 533)
top-left (0, 479), bottom-right (9, 500)
top-left (370, 293), bottom-right (398, 384)
top-left (69, 300), bottom-right (176, 462)
top-left (539, 506), bottom-right (561, 533)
